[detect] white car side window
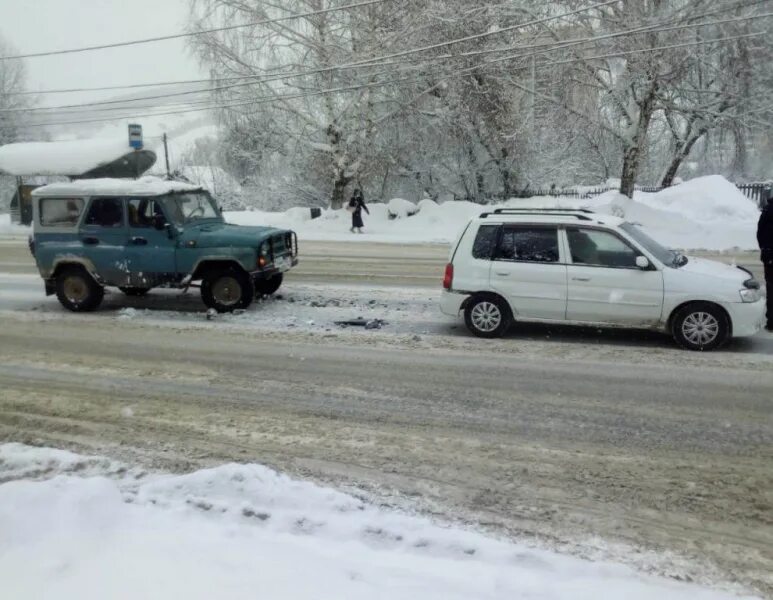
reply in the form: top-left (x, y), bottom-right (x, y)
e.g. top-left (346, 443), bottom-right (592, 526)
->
top-left (567, 228), bottom-right (638, 268)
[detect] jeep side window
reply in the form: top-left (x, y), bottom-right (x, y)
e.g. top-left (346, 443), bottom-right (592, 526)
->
top-left (567, 228), bottom-right (638, 268)
top-left (84, 197), bottom-right (124, 228)
top-left (494, 226), bottom-right (559, 263)
top-left (472, 224), bottom-right (499, 259)
top-left (128, 198), bottom-right (164, 228)
top-left (40, 198), bottom-right (84, 227)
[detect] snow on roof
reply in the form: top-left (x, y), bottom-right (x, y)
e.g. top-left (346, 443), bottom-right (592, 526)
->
top-left (0, 138), bottom-right (155, 177)
top-left (32, 176), bottom-right (204, 197)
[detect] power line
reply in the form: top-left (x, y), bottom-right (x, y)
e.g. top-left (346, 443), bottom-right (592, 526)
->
top-left (21, 30), bottom-right (768, 129)
top-left (11, 2), bottom-right (769, 116)
top-left (7, 0), bottom-right (767, 96)
top-left (0, 0), bottom-right (387, 61)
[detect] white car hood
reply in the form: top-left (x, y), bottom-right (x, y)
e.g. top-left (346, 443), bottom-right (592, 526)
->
top-left (679, 257), bottom-right (751, 285)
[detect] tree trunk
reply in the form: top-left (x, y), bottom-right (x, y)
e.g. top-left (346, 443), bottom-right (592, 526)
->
top-left (619, 145), bottom-right (640, 199)
top-left (660, 131), bottom-right (705, 187)
top-left (331, 171), bottom-right (351, 210)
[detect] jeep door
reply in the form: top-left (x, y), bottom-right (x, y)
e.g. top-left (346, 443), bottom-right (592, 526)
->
top-left (79, 197), bottom-right (130, 286)
top-left (489, 225), bottom-right (568, 321)
top-left (564, 227), bottom-right (664, 325)
top-left (126, 197), bottom-right (178, 287)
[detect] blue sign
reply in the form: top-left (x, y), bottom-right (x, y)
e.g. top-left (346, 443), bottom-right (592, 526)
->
top-left (128, 124), bottom-right (143, 150)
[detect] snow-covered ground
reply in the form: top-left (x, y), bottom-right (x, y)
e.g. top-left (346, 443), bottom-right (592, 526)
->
top-left (0, 213), bottom-right (29, 236)
top-left (0, 443), bottom-right (757, 600)
top-left (227, 175), bottom-right (760, 251)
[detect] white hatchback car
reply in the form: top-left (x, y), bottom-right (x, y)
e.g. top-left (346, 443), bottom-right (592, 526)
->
top-left (440, 209), bottom-right (765, 351)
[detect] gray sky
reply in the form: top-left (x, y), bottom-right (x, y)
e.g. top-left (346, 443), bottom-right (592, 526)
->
top-left (0, 0), bottom-right (204, 107)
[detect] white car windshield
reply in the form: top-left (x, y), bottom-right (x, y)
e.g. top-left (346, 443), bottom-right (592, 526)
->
top-left (619, 222), bottom-right (683, 267)
top-left (159, 192), bottom-right (221, 225)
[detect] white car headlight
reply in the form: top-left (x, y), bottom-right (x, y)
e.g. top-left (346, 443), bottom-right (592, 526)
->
top-left (739, 288), bottom-right (761, 303)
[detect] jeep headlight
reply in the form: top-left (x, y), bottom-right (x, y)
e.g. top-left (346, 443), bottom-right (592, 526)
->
top-left (739, 288), bottom-right (761, 303)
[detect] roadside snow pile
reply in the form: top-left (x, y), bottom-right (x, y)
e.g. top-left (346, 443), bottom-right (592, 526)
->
top-left (387, 197), bottom-right (418, 218)
top-left (225, 176), bottom-right (760, 250)
top-left (0, 444), bottom-right (755, 600)
top-left (0, 213), bottom-right (29, 235)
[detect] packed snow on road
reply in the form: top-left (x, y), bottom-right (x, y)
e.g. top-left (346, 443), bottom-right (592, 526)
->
top-left (0, 444), bottom-right (758, 600)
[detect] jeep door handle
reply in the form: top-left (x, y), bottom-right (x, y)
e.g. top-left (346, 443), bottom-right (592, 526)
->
top-left (82, 237), bottom-right (99, 245)
top-left (130, 237), bottom-right (148, 246)
top-left (572, 277), bottom-right (591, 282)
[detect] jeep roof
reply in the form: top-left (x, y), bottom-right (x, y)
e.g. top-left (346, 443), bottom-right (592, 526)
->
top-left (31, 176), bottom-right (204, 198)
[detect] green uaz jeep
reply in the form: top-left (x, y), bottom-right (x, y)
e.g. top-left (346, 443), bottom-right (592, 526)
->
top-left (29, 178), bottom-right (298, 313)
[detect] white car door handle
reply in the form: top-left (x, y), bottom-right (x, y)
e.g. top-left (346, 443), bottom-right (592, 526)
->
top-left (572, 277), bottom-right (591, 282)
top-left (495, 271), bottom-right (510, 277)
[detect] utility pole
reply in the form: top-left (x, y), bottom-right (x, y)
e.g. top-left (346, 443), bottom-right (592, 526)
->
top-left (163, 133), bottom-right (171, 178)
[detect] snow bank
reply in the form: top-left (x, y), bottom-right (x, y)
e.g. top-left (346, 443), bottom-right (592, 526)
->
top-left (387, 197), bottom-right (418, 218)
top-left (0, 213), bottom-right (29, 236)
top-left (0, 444), bottom-right (752, 600)
top-left (225, 176), bottom-right (760, 250)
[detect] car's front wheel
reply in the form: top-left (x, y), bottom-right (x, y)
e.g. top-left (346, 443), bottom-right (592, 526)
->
top-left (55, 266), bottom-right (104, 312)
top-left (464, 294), bottom-right (512, 338)
top-left (255, 274), bottom-right (283, 296)
top-left (201, 266), bottom-right (254, 313)
top-left (672, 302), bottom-right (729, 351)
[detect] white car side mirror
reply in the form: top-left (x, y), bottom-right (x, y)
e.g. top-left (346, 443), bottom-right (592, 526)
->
top-left (635, 256), bottom-right (650, 270)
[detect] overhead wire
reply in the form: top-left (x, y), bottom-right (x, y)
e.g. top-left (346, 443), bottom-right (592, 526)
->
top-left (21, 30), bottom-right (769, 128)
top-left (10, 2), bottom-right (773, 117)
top-left (0, 0), bottom-right (388, 60)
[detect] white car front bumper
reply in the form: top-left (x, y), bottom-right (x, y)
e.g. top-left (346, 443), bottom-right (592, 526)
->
top-left (725, 298), bottom-right (766, 337)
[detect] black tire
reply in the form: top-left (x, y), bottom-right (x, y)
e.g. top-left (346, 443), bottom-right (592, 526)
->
top-left (255, 274), bottom-right (283, 296)
top-left (464, 294), bottom-right (512, 338)
top-left (55, 266), bottom-right (104, 312)
top-left (119, 286), bottom-right (151, 297)
top-left (671, 302), bottom-right (730, 351)
top-left (201, 266), bottom-right (254, 313)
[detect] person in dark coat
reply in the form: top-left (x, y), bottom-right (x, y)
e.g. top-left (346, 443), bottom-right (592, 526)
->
top-left (756, 187), bottom-right (773, 330)
top-left (348, 188), bottom-right (369, 233)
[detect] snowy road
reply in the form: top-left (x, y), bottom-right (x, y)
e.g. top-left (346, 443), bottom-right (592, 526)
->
top-left (0, 235), bottom-right (766, 284)
top-left (1, 238), bottom-right (772, 596)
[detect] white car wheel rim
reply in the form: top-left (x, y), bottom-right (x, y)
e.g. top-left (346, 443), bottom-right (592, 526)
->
top-left (682, 312), bottom-right (719, 346)
top-left (471, 302), bottom-right (502, 333)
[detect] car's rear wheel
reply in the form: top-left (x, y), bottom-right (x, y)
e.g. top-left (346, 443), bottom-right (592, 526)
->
top-left (119, 286), bottom-right (151, 297)
top-left (55, 266), bottom-right (104, 312)
top-left (464, 294), bottom-right (512, 338)
top-left (255, 274), bottom-right (283, 296)
top-left (201, 266), bottom-right (254, 313)
top-left (672, 302), bottom-right (729, 351)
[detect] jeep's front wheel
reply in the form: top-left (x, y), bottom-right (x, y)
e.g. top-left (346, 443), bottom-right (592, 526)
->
top-left (255, 273), bottom-right (283, 296)
top-left (201, 267), bottom-right (254, 313)
top-left (55, 267), bottom-right (104, 312)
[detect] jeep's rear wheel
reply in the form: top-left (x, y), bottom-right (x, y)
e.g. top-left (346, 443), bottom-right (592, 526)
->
top-left (201, 267), bottom-right (254, 313)
top-left (55, 267), bottom-right (104, 312)
top-left (119, 286), bottom-right (150, 297)
top-left (255, 273), bottom-right (283, 296)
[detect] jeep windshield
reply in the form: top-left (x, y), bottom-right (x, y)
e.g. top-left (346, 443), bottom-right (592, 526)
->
top-left (159, 192), bottom-right (222, 226)
top-left (620, 222), bottom-right (686, 268)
